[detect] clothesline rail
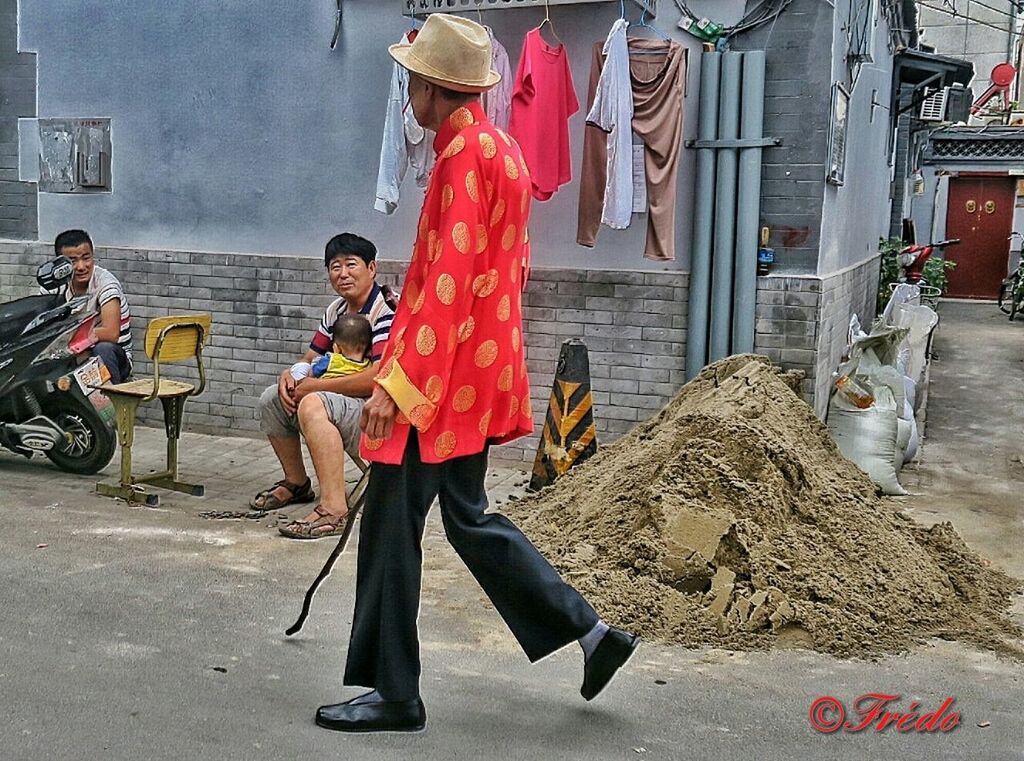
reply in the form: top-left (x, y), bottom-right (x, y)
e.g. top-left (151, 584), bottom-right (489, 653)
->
top-left (402, 0), bottom-right (658, 18)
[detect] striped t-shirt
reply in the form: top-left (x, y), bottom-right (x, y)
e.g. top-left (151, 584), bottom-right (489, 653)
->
top-left (48, 265), bottom-right (133, 370)
top-left (310, 282), bottom-right (395, 362)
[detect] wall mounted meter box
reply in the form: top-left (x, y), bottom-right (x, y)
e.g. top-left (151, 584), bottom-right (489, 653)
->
top-left (37, 118), bottom-right (112, 193)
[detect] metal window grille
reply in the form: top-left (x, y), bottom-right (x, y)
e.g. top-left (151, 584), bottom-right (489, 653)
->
top-left (927, 135), bottom-right (1024, 162)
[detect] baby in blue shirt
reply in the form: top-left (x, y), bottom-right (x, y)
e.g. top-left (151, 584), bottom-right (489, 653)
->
top-left (291, 314), bottom-right (372, 381)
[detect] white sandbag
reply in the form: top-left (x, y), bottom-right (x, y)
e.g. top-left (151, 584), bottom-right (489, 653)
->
top-left (867, 365), bottom-right (907, 412)
top-left (903, 375), bottom-right (917, 412)
top-left (894, 304), bottom-right (939, 384)
top-left (881, 283), bottom-right (921, 325)
top-left (896, 417), bottom-right (911, 469)
top-left (848, 314), bottom-right (865, 349)
top-left (904, 420), bottom-right (920, 464)
top-left (827, 387), bottom-right (906, 496)
top-left (895, 401), bottom-right (919, 467)
top-left (895, 346), bottom-right (912, 378)
top-left (850, 325), bottom-right (911, 369)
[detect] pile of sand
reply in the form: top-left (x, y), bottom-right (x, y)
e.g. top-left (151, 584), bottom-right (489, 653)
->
top-left (508, 355), bottom-right (1022, 658)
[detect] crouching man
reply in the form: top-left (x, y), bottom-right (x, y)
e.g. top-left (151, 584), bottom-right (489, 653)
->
top-left (44, 229), bottom-right (133, 383)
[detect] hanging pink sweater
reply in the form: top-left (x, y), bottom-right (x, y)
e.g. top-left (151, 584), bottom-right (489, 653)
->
top-left (508, 28), bottom-right (579, 201)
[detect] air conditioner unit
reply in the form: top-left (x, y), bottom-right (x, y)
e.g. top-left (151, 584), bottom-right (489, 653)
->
top-left (920, 88), bottom-right (948, 122)
top-left (945, 84), bottom-right (973, 123)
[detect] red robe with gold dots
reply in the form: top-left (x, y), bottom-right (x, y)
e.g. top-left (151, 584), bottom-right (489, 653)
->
top-left (361, 102), bottom-right (534, 465)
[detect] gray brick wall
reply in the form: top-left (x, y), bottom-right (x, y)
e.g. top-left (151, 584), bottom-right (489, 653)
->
top-left (813, 256), bottom-right (880, 411)
top-left (0, 2), bottom-right (38, 240)
top-left (755, 275), bottom-right (822, 401)
top-left (733, 0), bottom-right (834, 273)
top-left (755, 254), bottom-right (880, 417)
top-left (3, 240), bottom-right (883, 457)
top-left (0, 241), bottom-right (689, 465)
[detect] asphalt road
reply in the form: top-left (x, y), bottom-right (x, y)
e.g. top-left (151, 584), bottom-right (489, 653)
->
top-left (1, 300), bottom-right (1022, 760)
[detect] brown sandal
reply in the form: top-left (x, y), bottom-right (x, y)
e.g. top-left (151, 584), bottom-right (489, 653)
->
top-left (249, 477), bottom-right (315, 513)
top-left (278, 505), bottom-right (350, 540)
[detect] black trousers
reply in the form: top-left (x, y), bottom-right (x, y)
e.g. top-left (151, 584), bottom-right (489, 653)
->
top-left (343, 434), bottom-right (599, 700)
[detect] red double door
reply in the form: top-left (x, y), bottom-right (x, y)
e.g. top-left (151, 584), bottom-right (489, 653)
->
top-left (944, 175), bottom-right (1016, 299)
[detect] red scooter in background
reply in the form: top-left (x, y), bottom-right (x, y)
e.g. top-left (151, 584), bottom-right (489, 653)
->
top-left (892, 238), bottom-right (960, 309)
top-left (896, 238), bottom-right (960, 285)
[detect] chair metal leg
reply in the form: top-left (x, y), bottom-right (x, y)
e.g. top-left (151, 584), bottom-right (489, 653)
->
top-left (96, 480), bottom-right (160, 507)
top-left (138, 395), bottom-right (204, 497)
top-left (114, 396), bottom-right (140, 485)
top-left (96, 395), bottom-right (160, 506)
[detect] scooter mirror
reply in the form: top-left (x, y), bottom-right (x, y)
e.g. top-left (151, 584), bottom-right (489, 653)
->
top-left (36, 256), bottom-right (74, 291)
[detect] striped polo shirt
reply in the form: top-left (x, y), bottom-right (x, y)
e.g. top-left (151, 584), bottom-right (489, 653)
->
top-left (49, 265), bottom-right (133, 371)
top-left (310, 282), bottom-right (395, 362)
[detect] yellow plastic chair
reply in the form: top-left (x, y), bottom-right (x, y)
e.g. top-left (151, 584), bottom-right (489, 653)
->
top-left (96, 314), bottom-right (212, 507)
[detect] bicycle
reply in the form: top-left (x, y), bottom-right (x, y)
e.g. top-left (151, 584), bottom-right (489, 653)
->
top-left (998, 232), bottom-right (1024, 322)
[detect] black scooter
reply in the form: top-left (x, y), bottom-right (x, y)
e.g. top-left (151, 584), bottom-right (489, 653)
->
top-left (0, 256), bottom-right (117, 474)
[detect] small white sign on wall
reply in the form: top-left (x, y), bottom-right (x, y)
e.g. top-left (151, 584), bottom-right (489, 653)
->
top-left (17, 118), bottom-right (40, 182)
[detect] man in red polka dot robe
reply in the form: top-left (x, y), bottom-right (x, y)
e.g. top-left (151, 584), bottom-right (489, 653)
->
top-left (313, 15), bottom-right (638, 735)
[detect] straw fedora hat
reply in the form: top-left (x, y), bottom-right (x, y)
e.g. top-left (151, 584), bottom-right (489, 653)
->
top-left (389, 14), bottom-right (500, 93)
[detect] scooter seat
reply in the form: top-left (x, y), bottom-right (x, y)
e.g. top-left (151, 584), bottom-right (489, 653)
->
top-left (0, 295), bottom-right (60, 344)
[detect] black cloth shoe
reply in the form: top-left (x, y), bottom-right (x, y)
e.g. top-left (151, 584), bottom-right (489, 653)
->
top-left (581, 627), bottom-right (639, 701)
top-left (315, 695), bottom-right (426, 733)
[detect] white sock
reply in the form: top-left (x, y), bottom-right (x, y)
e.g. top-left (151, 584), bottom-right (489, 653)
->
top-left (579, 620), bottom-right (610, 662)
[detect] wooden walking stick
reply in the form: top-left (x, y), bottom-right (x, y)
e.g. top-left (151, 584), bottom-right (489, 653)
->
top-left (285, 463), bottom-right (371, 636)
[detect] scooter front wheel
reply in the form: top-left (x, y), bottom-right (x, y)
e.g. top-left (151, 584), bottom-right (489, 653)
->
top-left (43, 396), bottom-right (116, 475)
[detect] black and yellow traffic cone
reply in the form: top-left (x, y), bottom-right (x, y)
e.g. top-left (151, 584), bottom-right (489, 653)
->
top-left (528, 338), bottom-right (598, 491)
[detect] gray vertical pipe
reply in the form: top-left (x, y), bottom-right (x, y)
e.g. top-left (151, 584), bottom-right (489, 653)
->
top-left (732, 51), bottom-right (765, 354)
top-left (709, 53), bottom-right (742, 361)
top-left (685, 53), bottom-right (721, 380)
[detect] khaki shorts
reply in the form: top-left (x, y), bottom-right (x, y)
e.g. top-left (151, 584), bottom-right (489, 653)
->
top-left (256, 384), bottom-right (365, 457)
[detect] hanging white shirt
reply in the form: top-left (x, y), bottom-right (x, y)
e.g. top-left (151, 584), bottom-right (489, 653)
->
top-left (586, 18), bottom-right (633, 229)
top-left (483, 27), bottom-right (513, 131)
top-left (374, 31), bottom-right (435, 215)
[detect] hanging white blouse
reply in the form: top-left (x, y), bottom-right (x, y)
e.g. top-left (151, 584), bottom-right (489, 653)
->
top-left (374, 31), bottom-right (435, 215)
top-left (483, 27), bottom-right (513, 131)
top-left (586, 18), bottom-right (634, 230)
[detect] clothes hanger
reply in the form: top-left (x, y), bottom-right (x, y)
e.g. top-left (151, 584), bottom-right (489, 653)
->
top-left (628, 8), bottom-right (670, 38)
top-left (627, 7), bottom-right (672, 50)
top-left (537, 0), bottom-right (564, 46)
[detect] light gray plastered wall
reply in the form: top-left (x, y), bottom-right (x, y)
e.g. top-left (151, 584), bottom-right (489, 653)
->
top-left (18, 0), bottom-right (744, 272)
top-left (909, 168), bottom-right (945, 246)
top-left (816, 0), bottom-right (896, 277)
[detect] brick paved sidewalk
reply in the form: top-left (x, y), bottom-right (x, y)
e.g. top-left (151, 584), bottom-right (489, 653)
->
top-left (1, 425), bottom-right (532, 522)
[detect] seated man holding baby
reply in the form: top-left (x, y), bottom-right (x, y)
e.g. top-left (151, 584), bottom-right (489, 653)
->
top-left (252, 233), bottom-right (395, 539)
